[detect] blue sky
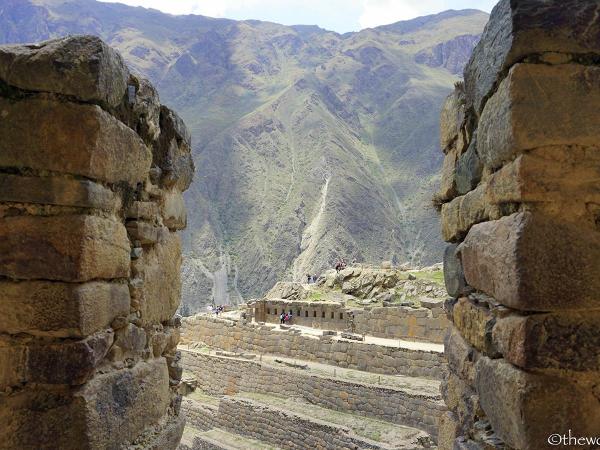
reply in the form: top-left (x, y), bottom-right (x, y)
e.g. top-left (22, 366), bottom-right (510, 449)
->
top-left (97, 0), bottom-right (497, 33)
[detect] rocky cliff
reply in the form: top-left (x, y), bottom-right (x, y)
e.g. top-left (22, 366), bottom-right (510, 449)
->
top-left (0, 0), bottom-right (487, 311)
top-left (0, 36), bottom-right (192, 449)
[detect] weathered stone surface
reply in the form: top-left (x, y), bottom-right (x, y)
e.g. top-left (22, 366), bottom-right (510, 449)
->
top-left (460, 212), bottom-right (600, 311)
top-left (438, 411), bottom-right (459, 450)
top-left (437, 146), bottom-right (458, 201)
top-left (439, 87), bottom-right (464, 152)
top-left (444, 327), bottom-right (477, 385)
top-left (126, 76), bottom-right (161, 145)
top-left (0, 387), bottom-right (88, 449)
top-left (109, 323), bottom-right (147, 361)
top-left (476, 356), bottom-right (600, 450)
top-left (0, 215), bottom-right (130, 282)
top-left (143, 414), bottom-right (185, 450)
top-left (0, 173), bottom-right (119, 211)
top-left (441, 370), bottom-right (481, 436)
top-left (161, 189), bottom-right (187, 230)
top-left (0, 97), bottom-right (151, 184)
top-left (126, 220), bottom-right (167, 245)
top-left (80, 359), bottom-right (171, 448)
top-left (126, 201), bottom-right (159, 220)
top-left (452, 298), bottom-right (496, 356)
top-left (477, 63), bottom-right (600, 169)
top-left (486, 145), bottom-right (600, 205)
top-left (0, 281), bottom-right (129, 337)
top-left (138, 232), bottom-right (183, 323)
top-left (153, 106), bottom-right (194, 191)
top-left (0, 35), bottom-right (129, 107)
top-left (465, 0), bottom-right (600, 114)
top-left (443, 244), bottom-right (470, 298)
top-left (0, 330), bottom-right (113, 388)
top-left (0, 360), bottom-right (171, 449)
top-left (493, 311), bottom-right (600, 372)
top-left (441, 184), bottom-right (498, 242)
top-left (455, 133), bottom-right (482, 195)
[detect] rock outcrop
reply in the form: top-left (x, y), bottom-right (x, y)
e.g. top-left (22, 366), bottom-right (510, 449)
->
top-left (437, 1), bottom-right (600, 449)
top-left (0, 36), bottom-right (192, 449)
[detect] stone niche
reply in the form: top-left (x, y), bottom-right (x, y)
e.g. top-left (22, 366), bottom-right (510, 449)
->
top-left (0, 35), bottom-right (193, 449)
top-left (436, 1), bottom-right (600, 449)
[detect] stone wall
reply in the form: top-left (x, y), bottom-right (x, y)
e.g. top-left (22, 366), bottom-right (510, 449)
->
top-left (253, 298), bottom-right (348, 330)
top-left (180, 350), bottom-right (445, 437)
top-left (353, 302), bottom-right (448, 344)
top-left (436, 2), bottom-right (600, 449)
top-left (181, 315), bottom-right (446, 379)
top-left (182, 396), bottom-right (429, 450)
top-left (0, 36), bottom-right (192, 449)
top-left (253, 298), bottom-right (449, 343)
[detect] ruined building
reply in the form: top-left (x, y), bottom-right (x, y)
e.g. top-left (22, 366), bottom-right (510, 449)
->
top-left (1, 0), bottom-right (599, 448)
top-left (437, 1), bottom-right (600, 449)
top-left (0, 36), bottom-right (193, 448)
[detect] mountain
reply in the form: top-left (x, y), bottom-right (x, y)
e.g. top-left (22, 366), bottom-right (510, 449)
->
top-left (0, 0), bottom-right (488, 311)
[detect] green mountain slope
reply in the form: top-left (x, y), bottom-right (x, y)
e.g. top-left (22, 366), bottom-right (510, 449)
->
top-left (0, 1), bottom-right (488, 310)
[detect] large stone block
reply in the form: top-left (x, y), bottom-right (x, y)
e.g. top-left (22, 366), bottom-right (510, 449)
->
top-left (441, 371), bottom-right (481, 436)
top-left (0, 35), bottom-right (129, 108)
top-left (78, 359), bottom-right (171, 448)
top-left (464, 0), bottom-right (600, 114)
top-left (493, 311), bottom-right (600, 372)
top-left (0, 359), bottom-right (170, 449)
top-left (0, 173), bottom-right (118, 211)
top-left (452, 298), bottom-right (496, 356)
top-left (0, 281), bottom-right (130, 338)
top-left (444, 327), bottom-right (477, 385)
top-left (0, 331), bottom-right (113, 388)
top-left (477, 63), bottom-right (600, 169)
top-left (437, 146), bottom-right (458, 202)
top-left (476, 356), bottom-right (600, 450)
top-left (455, 133), bottom-right (482, 195)
top-left (161, 189), bottom-right (187, 230)
top-left (154, 106), bottom-right (194, 191)
top-left (439, 88), bottom-right (464, 152)
top-left (441, 184), bottom-right (499, 242)
top-left (460, 212), bottom-right (600, 311)
top-left (0, 97), bottom-right (151, 185)
top-left (0, 215), bottom-right (130, 282)
top-left (138, 232), bottom-right (183, 323)
top-left (442, 244), bottom-right (470, 298)
top-left (486, 145), bottom-right (600, 205)
top-left (126, 220), bottom-right (168, 245)
top-left (437, 411), bottom-right (459, 450)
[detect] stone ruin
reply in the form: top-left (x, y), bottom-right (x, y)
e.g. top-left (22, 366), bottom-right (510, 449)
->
top-left (436, 1), bottom-right (600, 449)
top-left (0, 2), bottom-right (598, 449)
top-left (0, 36), bottom-right (193, 448)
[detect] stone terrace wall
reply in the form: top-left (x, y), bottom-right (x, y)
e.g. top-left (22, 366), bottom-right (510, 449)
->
top-left (353, 302), bottom-right (448, 344)
top-left (182, 315), bottom-right (446, 379)
top-left (182, 396), bottom-right (411, 450)
top-left (0, 36), bottom-right (193, 449)
top-left (435, 1), bottom-right (600, 449)
top-left (180, 350), bottom-right (445, 436)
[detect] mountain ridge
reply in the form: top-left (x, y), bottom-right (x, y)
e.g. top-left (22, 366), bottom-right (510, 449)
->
top-left (0, 0), bottom-right (488, 311)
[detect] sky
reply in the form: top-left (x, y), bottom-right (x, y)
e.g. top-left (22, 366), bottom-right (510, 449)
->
top-left (97, 0), bottom-right (497, 33)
